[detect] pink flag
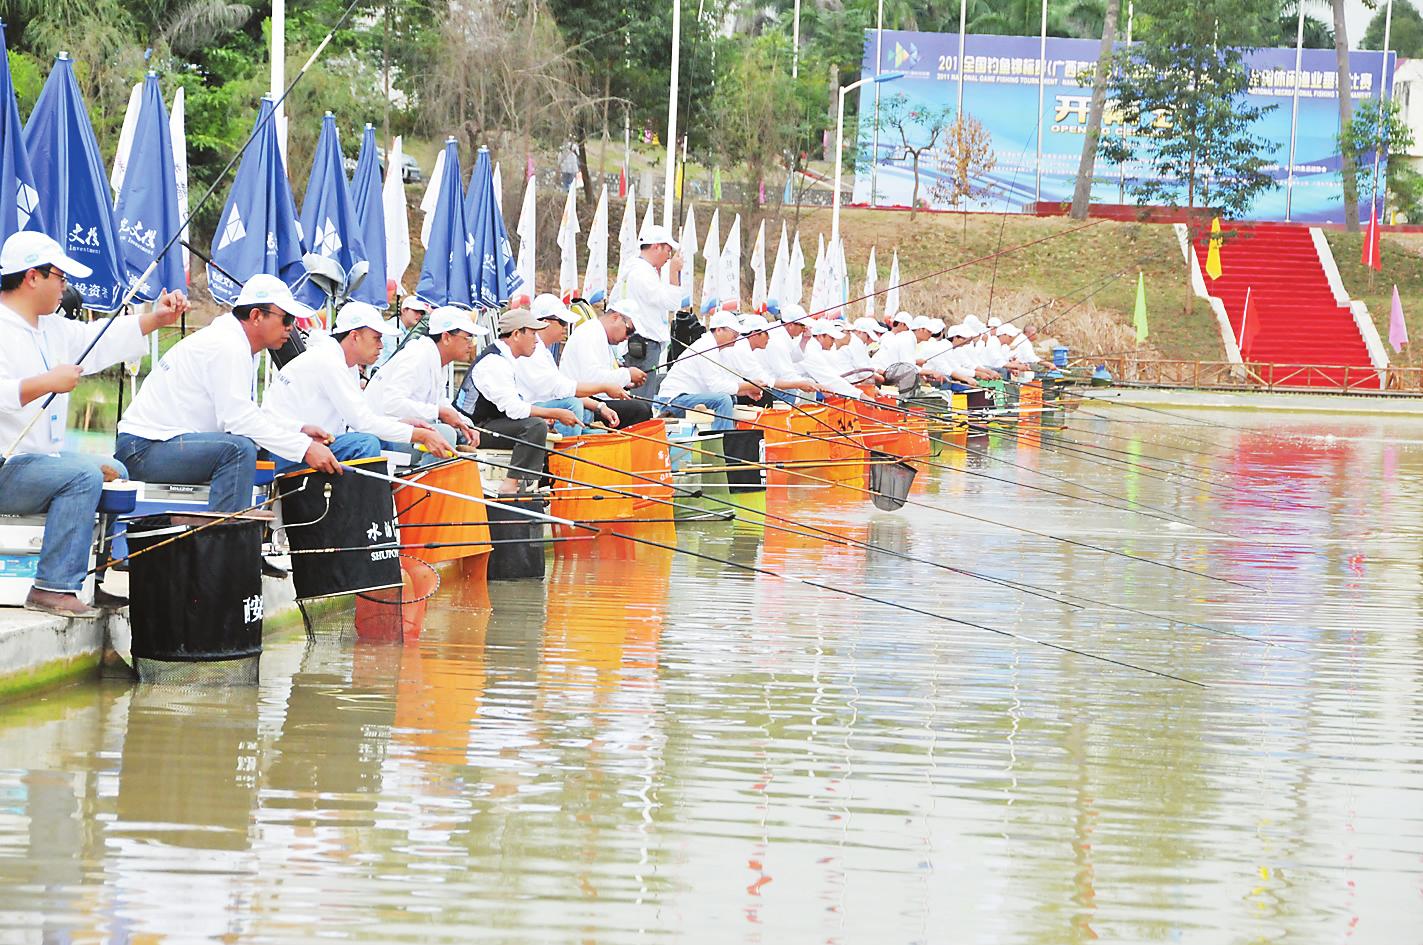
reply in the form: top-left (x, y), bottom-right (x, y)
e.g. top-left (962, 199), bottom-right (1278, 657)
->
top-left (1389, 284), bottom-right (1409, 352)
top-left (525, 154), bottom-right (535, 180)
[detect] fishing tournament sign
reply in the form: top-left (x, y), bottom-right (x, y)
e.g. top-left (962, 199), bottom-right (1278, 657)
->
top-left (854, 30), bottom-right (1395, 223)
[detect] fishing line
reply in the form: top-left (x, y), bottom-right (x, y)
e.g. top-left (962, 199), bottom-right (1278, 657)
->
top-left (2, 0), bottom-right (367, 461)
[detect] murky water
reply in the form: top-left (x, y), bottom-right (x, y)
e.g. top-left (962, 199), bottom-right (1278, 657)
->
top-left (3, 404), bottom-right (1422, 944)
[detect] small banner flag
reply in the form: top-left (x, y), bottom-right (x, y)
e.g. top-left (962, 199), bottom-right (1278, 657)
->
top-left (863, 246), bottom-right (877, 319)
top-left (1205, 216), bottom-right (1223, 280)
top-left (783, 171), bottom-right (794, 206)
top-left (699, 209), bottom-right (721, 314)
top-left (883, 249), bottom-right (900, 321)
top-left (674, 161), bottom-right (684, 200)
top-left (1390, 284), bottom-right (1409, 352)
top-left (1238, 286), bottom-right (1259, 360)
top-left (1133, 272), bottom-right (1148, 342)
top-left (786, 231), bottom-right (805, 308)
top-left (1363, 200), bottom-right (1383, 271)
top-left (582, 183), bottom-right (608, 303)
top-left (556, 180), bottom-right (579, 301)
top-left (750, 219), bottom-right (767, 312)
top-left (618, 164), bottom-right (627, 199)
top-left (712, 166), bottom-right (722, 201)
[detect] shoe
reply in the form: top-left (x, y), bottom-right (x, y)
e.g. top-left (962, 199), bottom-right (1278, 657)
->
top-left (92, 588), bottom-right (129, 610)
top-left (24, 588), bottom-right (101, 619)
top-left (261, 558), bottom-right (289, 579)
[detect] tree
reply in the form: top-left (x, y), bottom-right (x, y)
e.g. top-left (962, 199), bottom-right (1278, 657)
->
top-left (1340, 97), bottom-right (1423, 222)
top-left (873, 93), bottom-right (955, 219)
top-left (1070, 0), bottom-right (1122, 220)
top-left (1331, 0), bottom-right (1360, 230)
top-left (1364, 0), bottom-right (1423, 57)
top-left (930, 114), bottom-right (995, 208)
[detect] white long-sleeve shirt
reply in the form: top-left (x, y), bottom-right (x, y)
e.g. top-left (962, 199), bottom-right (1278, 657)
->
top-left (843, 336), bottom-right (877, 381)
top-left (513, 337), bottom-right (576, 402)
top-left (657, 332), bottom-right (740, 401)
top-left (0, 303), bottom-right (146, 455)
top-left (468, 340), bottom-right (534, 420)
top-left (118, 313), bottom-right (312, 462)
top-left (365, 335), bottom-right (444, 423)
top-left (872, 329), bottom-right (917, 369)
top-left (616, 256), bottom-right (685, 345)
top-left (760, 330), bottom-right (811, 387)
top-left (262, 335), bottom-right (413, 444)
top-left (801, 344), bottom-right (861, 397)
top-left (560, 318), bottom-right (632, 391)
top-left (722, 338), bottom-right (774, 387)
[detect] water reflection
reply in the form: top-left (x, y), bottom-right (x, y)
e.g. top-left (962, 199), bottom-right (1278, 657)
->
top-left (1, 408), bottom-right (1422, 942)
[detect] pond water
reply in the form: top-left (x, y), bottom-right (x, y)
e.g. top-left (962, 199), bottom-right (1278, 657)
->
top-left (2, 404), bottom-right (1421, 944)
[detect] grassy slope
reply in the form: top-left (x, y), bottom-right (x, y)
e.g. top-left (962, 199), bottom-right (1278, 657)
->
top-left (1325, 230), bottom-right (1423, 367)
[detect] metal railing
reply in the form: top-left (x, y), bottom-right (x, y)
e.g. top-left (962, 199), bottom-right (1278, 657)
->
top-left (1070, 356), bottom-right (1423, 394)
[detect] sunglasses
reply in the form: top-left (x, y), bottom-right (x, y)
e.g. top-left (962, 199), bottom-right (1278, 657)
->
top-left (258, 306), bottom-right (297, 327)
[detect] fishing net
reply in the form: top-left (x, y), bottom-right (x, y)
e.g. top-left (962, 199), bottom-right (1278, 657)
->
top-left (134, 654), bottom-right (260, 686)
top-left (353, 555), bottom-right (441, 642)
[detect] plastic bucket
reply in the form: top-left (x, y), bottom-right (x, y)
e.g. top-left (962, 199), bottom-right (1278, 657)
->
top-left (126, 513), bottom-right (264, 664)
top-left (486, 496), bottom-right (547, 580)
top-left (277, 457), bottom-right (402, 601)
top-left (1052, 345), bottom-right (1069, 368)
top-left (355, 555), bottom-right (440, 643)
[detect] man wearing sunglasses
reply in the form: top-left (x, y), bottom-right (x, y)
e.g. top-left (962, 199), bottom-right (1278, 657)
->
top-left (117, 275), bottom-right (341, 513)
top-left (0, 231), bottom-right (189, 617)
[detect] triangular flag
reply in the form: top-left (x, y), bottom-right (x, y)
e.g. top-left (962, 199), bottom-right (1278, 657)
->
top-left (613, 183), bottom-right (638, 295)
top-left (512, 172), bottom-right (536, 307)
top-left (1205, 216), bottom-right (1223, 280)
top-left (169, 86), bottom-right (190, 282)
top-left (883, 249), bottom-right (900, 321)
top-left (1363, 200), bottom-right (1383, 272)
top-left (864, 246), bottom-right (878, 319)
top-left (557, 181), bottom-right (580, 301)
top-left (677, 204), bottom-right (697, 309)
top-left (700, 209), bottom-right (721, 314)
top-left (109, 81), bottom-right (142, 198)
top-left (719, 213), bottom-right (742, 310)
top-left (767, 221), bottom-right (788, 311)
top-left (1133, 272), bottom-right (1148, 342)
top-left (750, 219), bottom-right (767, 312)
top-left (787, 231), bottom-right (805, 308)
top-left (419, 145), bottom-right (446, 247)
top-left (674, 160), bottom-right (684, 200)
top-left (618, 164), bottom-right (627, 199)
top-left (640, 195), bottom-right (655, 241)
top-left (582, 183), bottom-right (609, 303)
top-left (1390, 284), bottom-right (1409, 352)
top-left (712, 166), bottom-right (722, 201)
top-left (1238, 286), bottom-right (1259, 360)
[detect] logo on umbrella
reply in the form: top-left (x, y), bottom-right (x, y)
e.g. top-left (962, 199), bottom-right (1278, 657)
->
top-left (217, 205), bottom-right (246, 251)
top-left (15, 185), bottom-right (37, 229)
top-left (314, 218), bottom-right (342, 256)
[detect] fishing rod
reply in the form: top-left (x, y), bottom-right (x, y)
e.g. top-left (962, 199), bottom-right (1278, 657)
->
top-left (341, 461), bottom-right (596, 532)
top-left (984, 124), bottom-right (1041, 320)
top-left (286, 534), bottom-right (594, 554)
top-left (3, 0), bottom-right (365, 461)
top-left (582, 421), bottom-right (1281, 646)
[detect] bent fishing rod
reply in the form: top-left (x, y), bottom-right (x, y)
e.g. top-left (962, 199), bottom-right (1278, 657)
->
top-left (3, 0), bottom-right (364, 461)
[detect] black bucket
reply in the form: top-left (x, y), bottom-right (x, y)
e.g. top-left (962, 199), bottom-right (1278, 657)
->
top-left (269, 327), bottom-right (308, 369)
top-left (719, 429), bottom-right (765, 493)
top-left (669, 309), bottom-right (705, 361)
top-left (126, 513), bottom-right (264, 664)
top-left (867, 451), bottom-right (917, 511)
top-left (277, 458), bottom-right (402, 601)
top-left (487, 496), bottom-right (547, 580)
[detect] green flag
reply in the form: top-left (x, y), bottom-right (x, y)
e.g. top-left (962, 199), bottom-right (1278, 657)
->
top-left (713, 166), bottom-right (723, 201)
top-left (1133, 272), bottom-right (1148, 342)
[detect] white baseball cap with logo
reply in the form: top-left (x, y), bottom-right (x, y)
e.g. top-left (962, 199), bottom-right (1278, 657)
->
top-left (531, 292), bottom-right (576, 324)
top-left (708, 311), bottom-right (741, 332)
top-left (235, 274), bottom-right (315, 319)
top-left (739, 313), bottom-right (771, 333)
top-left (639, 225), bottom-right (679, 250)
top-left (892, 311), bottom-right (914, 326)
top-left (851, 317), bottom-right (886, 335)
top-left (779, 303), bottom-right (811, 324)
top-left (811, 319), bottom-right (846, 339)
top-left (0, 231), bottom-right (94, 278)
top-left (428, 305), bottom-right (488, 337)
top-left (334, 301), bottom-right (397, 335)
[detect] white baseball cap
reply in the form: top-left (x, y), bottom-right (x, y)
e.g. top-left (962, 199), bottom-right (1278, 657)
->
top-left (999, 323), bottom-right (1021, 336)
top-left (810, 319), bottom-right (845, 338)
top-left (780, 303), bottom-right (811, 324)
top-left (234, 274), bottom-right (315, 319)
top-left (708, 311), bottom-right (741, 331)
top-left (0, 231), bottom-right (93, 278)
top-left (892, 311), bottom-right (913, 326)
top-left (739, 313), bottom-right (771, 333)
top-left (531, 292), bottom-right (575, 324)
top-left (639, 224), bottom-right (679, 250)
top-left (910, 315), bottom-right (934, 331)
top-left (334, 300), bottom-right (396, 335)
top-left (947, 323), bottom-right (968, 339)
top-left (428, 305), bottom-right (487, 337)
top-left (927, 318), bottom-right (946, 334)
top-left (988, 316), bottom-right (1003, 328)
top-left (400, 295), bottom-right (432, 313)
top-left (851, 317), bottom-right (886, 335)
top-left (607, 298), bottom-right (639, 321)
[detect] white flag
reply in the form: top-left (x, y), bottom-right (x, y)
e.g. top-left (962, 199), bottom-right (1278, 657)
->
top-left (883, 249), bottom-right (901, 322)
top-left (677, 204), bottom-right (697, 309)
top-left (169, 86), bottom-right (190, 281)
top-left (863, 246), bottom-right (877, 319)
top-left (110, 82), bottom-right (142, 199)
top-left (719, 214), bottom-right (742, 310)
top-left (640, 195), bottom-right (655, 240)
top-left (492, 161), bottom-right (503, 218)
top-left (615, 183), bottom-right (638, 291)
top-left (513, 172), bottom-right (536, 305)
top-left (787, 231), bottom-right (805, 307)
top-left (419, 146), bottom-right (446, 247)
top-left (583, 184), bottom-right (609, 302)
top-left (700, 209), bottom-right (721, 314)
top-left (382, 136), bottom-right (412, 299)
top-left (768, 222), bottom-right (788, 310)
top-left (829, 238), bottom-right (849, 319)
top-left (557, 181), bottom-right (580, 300)
top-left (809, 233), bottom-right (827, 316)
top-left (750, 220), bottom-right (767, 312)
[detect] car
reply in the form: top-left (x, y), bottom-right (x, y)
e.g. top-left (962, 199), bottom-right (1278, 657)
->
top-left (342, 148), bottom-right (423, 183)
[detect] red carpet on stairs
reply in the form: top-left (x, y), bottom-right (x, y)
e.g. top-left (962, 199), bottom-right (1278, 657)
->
top-left (1189, 222), bottom-right (1379, 389)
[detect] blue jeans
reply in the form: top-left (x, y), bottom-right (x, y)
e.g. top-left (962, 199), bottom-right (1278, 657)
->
top-left (659, 392), bottom-right (735, 431)
top-left (534, 397), bottom-right (587, 437)
top-left (116, 431), bottom-right (258, 513)
top-left (274, 432), bottom-right (380, 474)
top-left (0, 452), bottom-right (123, 592)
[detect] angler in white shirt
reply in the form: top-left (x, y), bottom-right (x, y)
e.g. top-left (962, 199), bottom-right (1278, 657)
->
top-left (455, 308), bottom-right (581, 493)
top-left (559, 299), bottom-right (654, 427)
top-left (365, 305), bottom-right (484, 448)
top-left (657, 312), bottom-right (760, 431)
top-left (720, 313), bottom-right (776, 404)
top-left (612, 224), bottom-right (686, 398)
top-left (376, 294), bottom-right (431, 367)
top-left (744, 308), bottom-right (818, 400)
top-left (847, 317), bottom-right (887, 386)
top-left (514, 293), bottom-right (625, 434)
top-left (0, 232), bottom-right (188, 617)
top-left (800, 321), bottom-right (863, 398)
top-left (117, 275), bottom-right (340, 513)
top-left (263, 302), bottom-right (453, 471)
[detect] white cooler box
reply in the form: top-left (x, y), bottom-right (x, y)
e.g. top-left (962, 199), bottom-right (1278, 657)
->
top-left (0, 515), bottom-right (96, 606)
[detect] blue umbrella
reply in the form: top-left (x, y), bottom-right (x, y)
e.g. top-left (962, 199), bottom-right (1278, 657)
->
top-left (349, 123), bottom-right (387, 307)
top-left (0, 21), bottom-right (39, 244)
top-left (22, 52), bottom-right (124, 311)
top-left (112, 73), bottom-right (184, 302)
top-left (296, 112), bottom-right (366, 309)
top-left (208, 96), bottom-right (304, 306)
top-left (464, 145), bottom-right (519, 310)
top-left (415, 137), bottom-right (473, 309)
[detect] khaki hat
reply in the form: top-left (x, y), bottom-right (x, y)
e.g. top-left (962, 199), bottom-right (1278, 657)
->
top-left (497, 308), bottom-right (548, 335)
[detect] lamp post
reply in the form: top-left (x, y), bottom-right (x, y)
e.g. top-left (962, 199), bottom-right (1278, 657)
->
top-left (833, 71), bottom-right (904, 244)
top-left (663, 0), bottom-right (680, 229)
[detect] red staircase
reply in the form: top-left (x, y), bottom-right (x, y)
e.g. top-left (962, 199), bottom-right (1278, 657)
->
top-left (1189, 222), bottom-right (1380, 389)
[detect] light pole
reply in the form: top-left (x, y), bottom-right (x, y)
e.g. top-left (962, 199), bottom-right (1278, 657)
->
top-left (870, 0), bottom-right (885, 207)
top-left (833, 71), bottom-right (904, 244)
top-left (663, 0), bottom-right (681, 229)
